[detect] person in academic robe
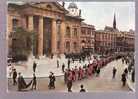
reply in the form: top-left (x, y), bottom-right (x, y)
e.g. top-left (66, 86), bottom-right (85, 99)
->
top-left (67, 71), bottom-right (73, 92)
top-left (74, 66), bottom-right (78, 81)
top-left (17, 73), bottom-right (32, 91)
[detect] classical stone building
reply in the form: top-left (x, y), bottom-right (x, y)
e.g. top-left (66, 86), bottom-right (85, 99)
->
top-left (7, 2), bottom-right (84, 57)
top-left (80, 22), bottom-right (95, 53)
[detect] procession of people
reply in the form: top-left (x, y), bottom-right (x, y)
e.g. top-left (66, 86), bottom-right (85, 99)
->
top-left (8, 52), bottom-right (135, 92)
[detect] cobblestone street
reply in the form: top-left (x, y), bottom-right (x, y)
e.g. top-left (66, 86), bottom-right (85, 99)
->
top-left (8, 59), bottom-right (130, 92)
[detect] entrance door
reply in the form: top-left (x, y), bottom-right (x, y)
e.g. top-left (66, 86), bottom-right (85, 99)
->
top-left (43, 17), bottom-right (52, 56)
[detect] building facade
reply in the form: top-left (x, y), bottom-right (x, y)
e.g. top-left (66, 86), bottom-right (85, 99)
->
top-left (80, 22), bottom-right (95, 53)
top-left (95, 14), bottom-right (135, 54)
top-left (7, 2), bottom-right (135, 58)
top-left (95, 27), bottom-right (117, 55)
top-left (7, 2), bottom-right (84, 57)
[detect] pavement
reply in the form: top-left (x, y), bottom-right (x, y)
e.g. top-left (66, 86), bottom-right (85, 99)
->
top-left (8, 59), bottom-right (131, 92)
top-left (7, 55), bottom-right (93, 78)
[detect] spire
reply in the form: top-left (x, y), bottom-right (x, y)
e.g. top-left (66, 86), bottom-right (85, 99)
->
top-left (113, 13), bottom-right (116, 29)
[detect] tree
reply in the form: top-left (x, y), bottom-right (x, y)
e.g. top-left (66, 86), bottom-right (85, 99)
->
top-left (11, 27), bottom-right (37, 61)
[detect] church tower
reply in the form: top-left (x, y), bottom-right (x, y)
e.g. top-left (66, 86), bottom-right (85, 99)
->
top-left (113, 13), bottom-right (116, 29)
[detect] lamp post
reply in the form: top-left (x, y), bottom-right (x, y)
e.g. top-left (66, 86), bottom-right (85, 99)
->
top-left (82, 42), bottom-right (85, 53)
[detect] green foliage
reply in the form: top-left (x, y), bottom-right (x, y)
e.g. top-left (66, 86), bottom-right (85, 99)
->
top-left (12, 27), bottom-right (37, 58)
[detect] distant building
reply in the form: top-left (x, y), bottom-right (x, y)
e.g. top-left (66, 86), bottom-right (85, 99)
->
top-left (80, 22), bottom-right (95, 53)
top-left (95, 14), bottom-right (135, 54)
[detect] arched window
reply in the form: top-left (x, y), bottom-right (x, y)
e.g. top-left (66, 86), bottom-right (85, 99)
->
top-left (65, 41), bottom-right (70, 52)
top-left (66, 26), bottom-right (71, 37)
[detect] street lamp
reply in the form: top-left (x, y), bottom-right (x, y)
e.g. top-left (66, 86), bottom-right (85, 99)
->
top-left (81, 42), bottom-right (85, 52)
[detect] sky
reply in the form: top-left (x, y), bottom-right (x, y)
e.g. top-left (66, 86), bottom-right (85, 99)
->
top-left (64, 2), bottom-right (135, 31)
top-left (8, 1), bottom-right (135, 31)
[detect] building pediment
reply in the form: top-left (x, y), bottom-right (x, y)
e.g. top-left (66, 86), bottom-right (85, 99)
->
top-left (28, 2), bottom-right (68, 14)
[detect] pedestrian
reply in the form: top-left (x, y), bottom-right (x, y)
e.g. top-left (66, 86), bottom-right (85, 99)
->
top-left (18, 72), bottom-right (22, 91)
top-left (57, 60), bottom-right (59, 68)
top-left (121, 72), bottom-right (126, 87)
top-left (132, 69), bottom-right (135, 82)
top-left (64, 69), bottom-right (68, 84)
top-left (31, 73), bottom-right (37, 90)
top-left (48, 72), bottom-right (56, 89)
top-left (12, 69), bottom-right (17, 85)
top-left (17, 72), bottom-right (33, 91)
top-left (80, 84), bottom-right (86, 92)
top-left (112, 67), bottom-right (117, 79)
top-left (68, 59), bottom-right (70, 69)
top-left (124, 68), bottom-right (128, 75)
top-left (96, 67), bottom-right (100, 77)
top-left (79, 58), bottom-right (81, 63)
top-left (33, 61), bottom-right (37, 73)
top-left (67, 71), bottom-right (72, 92)
top-left (62, 63), bottom-right (65, 72)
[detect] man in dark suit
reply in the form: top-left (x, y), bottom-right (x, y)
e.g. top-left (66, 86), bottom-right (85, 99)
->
top-left (12, 69), bottom-right (17, 85)
top-left (33, 61), bottom-right (37, 73)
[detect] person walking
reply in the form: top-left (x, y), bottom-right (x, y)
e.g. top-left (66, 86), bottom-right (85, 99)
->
top-left (48, 72), bottom-right (56, 89)
top-left (80, 84), bottom-right (86, 92)
top-left (68, 59), bottom-right (70, 69)
top-left (64, 69), bottom-right (68, 84)
top-left (96, 67), bottom-right (100, 77)
top-left (132, 69), bottom-right (135, 82)
top-left (67, 71), bottom-right (72, 92)
top-left (57, 60), bottom-right (59, 68)
top-left (112, 67), bottom-right (117, 79)
top-left (62, 63), bottom-right (65, 72)
top-left (12, 69), bottom-right (17, 85)
top-left (33, 61), bottom-right (37, 73)
top-left (121, 72), bottom-right (126, 87)
top-left (31, 73), bottom-right (37, 90)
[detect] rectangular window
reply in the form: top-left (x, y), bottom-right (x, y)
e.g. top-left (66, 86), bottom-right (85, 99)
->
top-left (74, 28), bottom-right (77, 37)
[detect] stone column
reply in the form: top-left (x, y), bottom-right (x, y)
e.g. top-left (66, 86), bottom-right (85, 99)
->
top-left (60, 21), bottom-right (65, 54)
top-left (28, 15), bottom-right (34, 31)
top-left (51, 19), bottom-right (57, 54)
top-left (7, 15), bottom-right (13, 35)
top-left (38, 16), bottom-right (44, 57)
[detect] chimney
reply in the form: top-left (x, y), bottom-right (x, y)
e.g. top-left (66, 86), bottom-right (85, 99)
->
top-left (62, 2), bottom-right (65, 7)
top-left (79, 9), bottom-right (81, 17)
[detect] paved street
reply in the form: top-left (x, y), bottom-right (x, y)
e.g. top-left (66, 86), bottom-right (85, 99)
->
top-left (8, 59), bottom-right (130, 92)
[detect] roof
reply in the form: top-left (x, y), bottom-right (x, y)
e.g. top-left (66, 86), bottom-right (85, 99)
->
top-left (8, 2), bottom-right (69, 14)
top-left (81, 22), bottom-right (95, 29)
top-left (68, 2), bottom-right (78, 9)
top-left (104, 26), bottom-right (119, 32)
top-left (65, 13), bottom-right (84, 21)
